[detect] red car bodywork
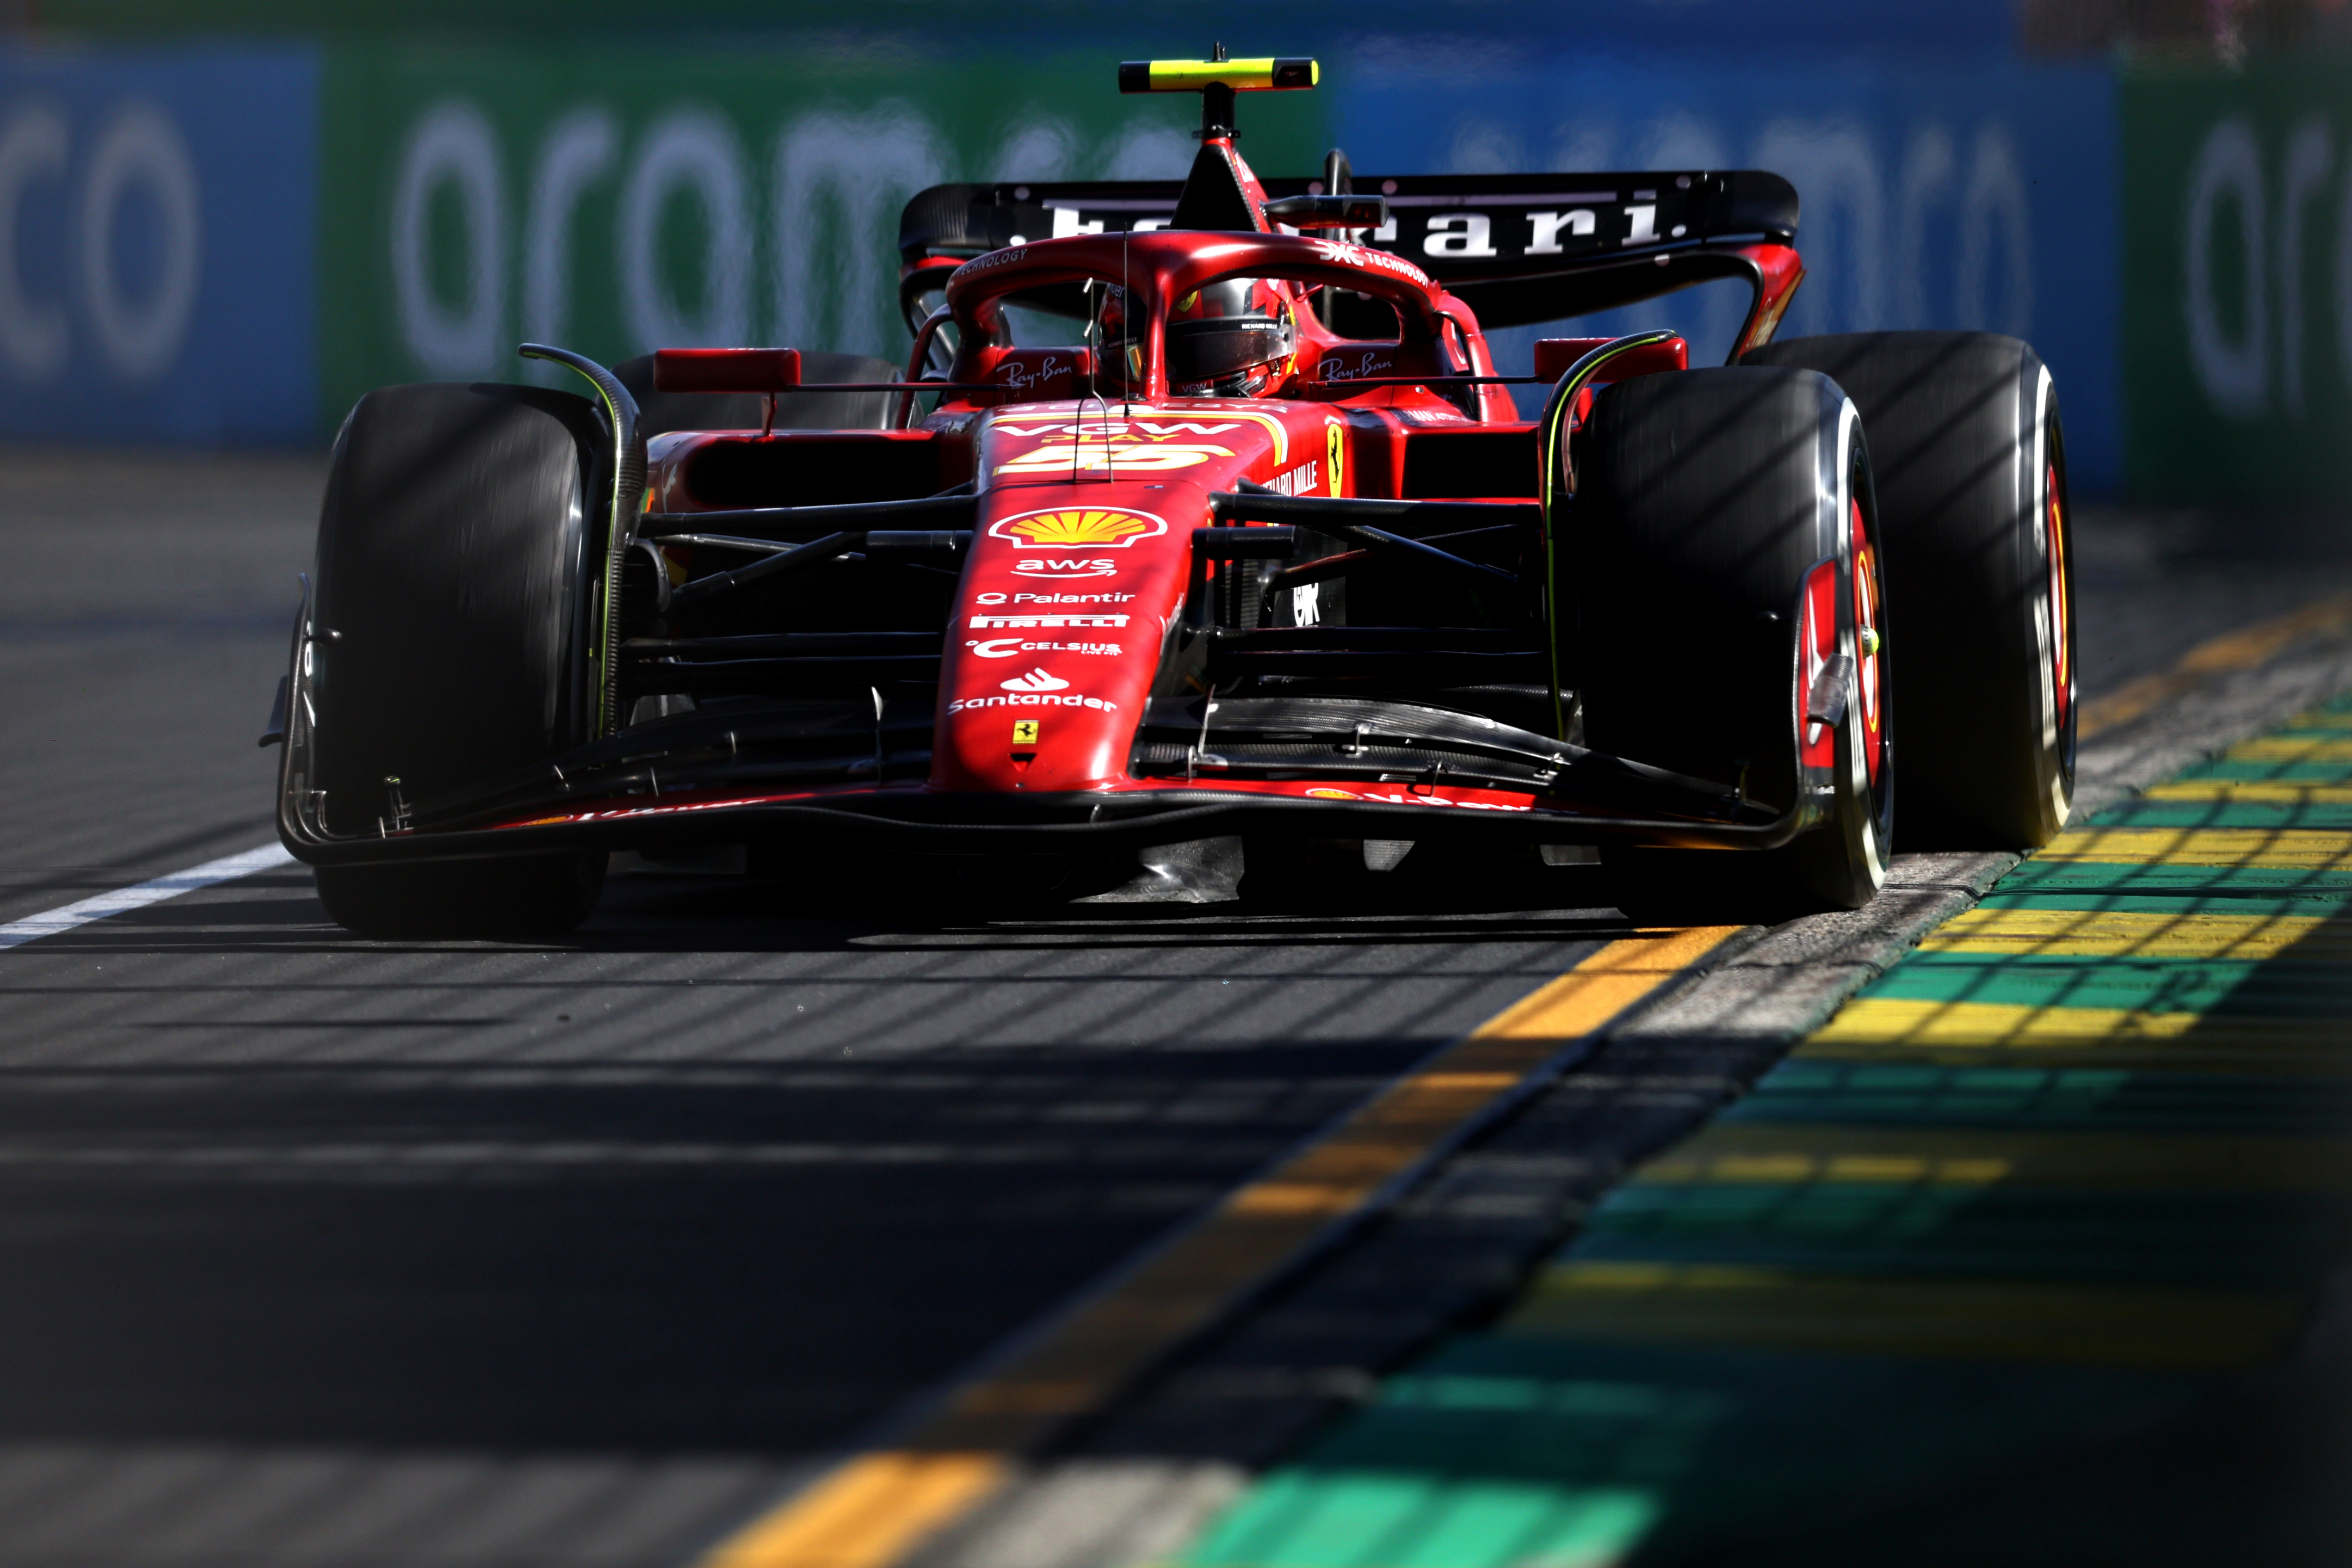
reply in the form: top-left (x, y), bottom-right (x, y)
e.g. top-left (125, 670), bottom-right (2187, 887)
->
top-left (282, 108), bottom-right (1826, 865)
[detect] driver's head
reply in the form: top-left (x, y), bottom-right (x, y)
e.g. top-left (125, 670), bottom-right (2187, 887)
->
top-left (1092, 277), bottom-right (1297, 397)
top-left (1168, 277), bottom-right (1295, 396)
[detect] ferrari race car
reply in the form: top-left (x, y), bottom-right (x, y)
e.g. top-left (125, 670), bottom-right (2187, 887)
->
top-left (270, 54), bottom-right (2076, 935)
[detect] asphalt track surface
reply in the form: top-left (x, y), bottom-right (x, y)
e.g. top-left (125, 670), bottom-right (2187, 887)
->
top-left (2, 449), bottom-right (2349, 1566)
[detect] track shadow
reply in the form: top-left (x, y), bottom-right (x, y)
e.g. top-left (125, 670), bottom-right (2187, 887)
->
top-left (0, 1033), bottom-right (1471, 1455)
top-left (0, 845), bottom-right (1634, 1463)
top-left (32, 856), bottom-right (1641, 958)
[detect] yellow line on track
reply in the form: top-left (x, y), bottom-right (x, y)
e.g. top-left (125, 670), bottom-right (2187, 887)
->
top-left (2228, 737), bottom-right (2352, 763)
top-left (2078, 595), bottom-right (2352, 738)
top-left (1638, 1123), bottom-right (2352, 1194)
top-left (698, 924), bottom-right (1744, 1568)
top-left (1803, 997), bottom-right (2352, 1072)
top-left (1503, 1260), bottom-right (2302, 1369)
top-left (2144, 781), bottom-right (2352, 804)
top-left (1921, 906), bottom-right (2335, 960)
top-left (2033, 827), bottom-right (2352, 868)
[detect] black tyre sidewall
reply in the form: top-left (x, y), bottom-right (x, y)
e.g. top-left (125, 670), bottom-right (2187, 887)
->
top-left (1578, 365), bottom-right (1890, 911)
top-left (310, 381), bottom-right (602, 838)
top-left (1745, 331), bottom-right (2073, 847)
top-left (1576, 366), bottom-right (1851, 808)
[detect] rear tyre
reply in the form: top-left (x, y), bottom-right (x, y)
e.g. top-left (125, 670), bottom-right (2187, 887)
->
top-left (1744, 331), bottom-right (2072, 847)
top-left (307, 381), bottom-right (608, 936)
top-left (1573, 365), bottom-right (1892, 917)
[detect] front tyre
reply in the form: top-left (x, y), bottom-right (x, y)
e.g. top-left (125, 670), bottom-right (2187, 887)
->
top-left (303, 381), bottom-right (607, 937)
top-left (1788, 683), bottom-right (1892, 910)
top-left (1575, 365), bottom-right (1892, 916)
top-left (1746, 331), bottom-right (2072, 847)
top-left (1785, 449), bottom-right (1894, 908)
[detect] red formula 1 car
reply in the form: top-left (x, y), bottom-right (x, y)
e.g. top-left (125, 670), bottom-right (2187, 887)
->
top-left (271, 55), bottom-right (2076, 935)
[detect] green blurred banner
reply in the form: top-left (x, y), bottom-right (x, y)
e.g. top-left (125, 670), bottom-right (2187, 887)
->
top-left (317, 43), bottom-right (1326, 426)
top-left (2122, 56), bottom-right (2352, 501)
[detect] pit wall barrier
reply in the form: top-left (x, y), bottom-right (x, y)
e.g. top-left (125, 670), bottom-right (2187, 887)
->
top-left (0, 38), bottom-right (2339, 504)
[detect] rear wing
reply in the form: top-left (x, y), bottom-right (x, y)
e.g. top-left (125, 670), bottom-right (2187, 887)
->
top-left (898, 170), bottom-right (1799, 337)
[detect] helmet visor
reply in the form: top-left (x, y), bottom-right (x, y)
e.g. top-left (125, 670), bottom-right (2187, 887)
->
top-left (1166, 316), bottom-right (1293, 386)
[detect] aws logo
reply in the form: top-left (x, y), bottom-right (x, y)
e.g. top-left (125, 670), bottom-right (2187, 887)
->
top-left (988, 507), bottom-right (1168, 548)
top-left (1013, 556), bottom-right (1118, 579)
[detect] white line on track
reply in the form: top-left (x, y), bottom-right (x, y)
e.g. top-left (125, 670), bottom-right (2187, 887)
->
top-left (0, 843), bottom-right (295, 951)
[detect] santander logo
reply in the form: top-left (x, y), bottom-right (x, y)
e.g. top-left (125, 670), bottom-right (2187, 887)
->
top-left (1000, 668), bottom-right (1070, 693)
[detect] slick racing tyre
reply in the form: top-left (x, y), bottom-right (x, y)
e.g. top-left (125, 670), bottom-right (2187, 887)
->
top-left (306, 381), bottom-right (608, 937)
top-left (1575, 365), bottom-right (1893, 915)
top-left (1745, 332), bottom-right (2072, 847)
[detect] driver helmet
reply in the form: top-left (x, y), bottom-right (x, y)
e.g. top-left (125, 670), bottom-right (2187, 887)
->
top-left (1094, 277), bottom-right (1298, 397)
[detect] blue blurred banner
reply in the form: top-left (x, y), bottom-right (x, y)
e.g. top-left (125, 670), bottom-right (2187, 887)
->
top-left (1333, 50), bottom-right (2120, 491)
top-left (0, 35), bottom-right (2155, 499)
top-left (0, 46), bottom-right (316, 443)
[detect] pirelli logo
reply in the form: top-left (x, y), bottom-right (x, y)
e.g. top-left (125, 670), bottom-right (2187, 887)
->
top-left (969, 613), bottom-right (1131, 629)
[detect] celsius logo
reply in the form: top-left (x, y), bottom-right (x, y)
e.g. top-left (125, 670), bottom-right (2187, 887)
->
top-left (1001, 668), bottom-right (1070, 693)
top-left (1013, 557), bottom-right (1119, 579)
top-left (989, 507), bottom-right (1168, 548)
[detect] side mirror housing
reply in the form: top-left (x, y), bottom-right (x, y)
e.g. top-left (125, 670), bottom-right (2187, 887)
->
top-left (1533, 336), bottom-right (1687, 384)
top-left (652, 348), bottom-right (802, 393)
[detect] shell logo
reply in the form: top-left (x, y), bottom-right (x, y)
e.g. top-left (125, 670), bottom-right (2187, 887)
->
top-left (988, 507), bottom-right (1169, 548)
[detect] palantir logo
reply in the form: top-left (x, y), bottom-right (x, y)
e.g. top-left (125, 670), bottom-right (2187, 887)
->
top-left (1001, 668), bottom-right (1070, 693)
